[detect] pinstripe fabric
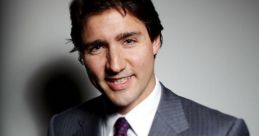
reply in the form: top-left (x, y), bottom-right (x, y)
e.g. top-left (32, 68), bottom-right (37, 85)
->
top-left (48, 83), bottom-right (249, 136)
top-left (148, 84), bottom-right (249, 136)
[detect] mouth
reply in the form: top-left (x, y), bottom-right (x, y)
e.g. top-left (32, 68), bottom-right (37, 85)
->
top-left (106, 75), bottom-right (133, 91)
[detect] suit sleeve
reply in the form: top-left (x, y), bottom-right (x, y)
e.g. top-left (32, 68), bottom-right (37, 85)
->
top-left (227, 119), bottom-right (249, 136)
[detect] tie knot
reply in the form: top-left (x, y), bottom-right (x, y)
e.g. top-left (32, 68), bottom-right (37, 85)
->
top-left (114, 117), bottom-right (130, 136)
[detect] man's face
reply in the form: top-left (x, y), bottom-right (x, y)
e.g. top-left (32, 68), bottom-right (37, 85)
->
top-left (82, 9), bottom-right (160, 114)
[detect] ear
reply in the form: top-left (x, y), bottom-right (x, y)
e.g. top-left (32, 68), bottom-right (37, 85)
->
top-left (152, 35), bottom-right (161, 55)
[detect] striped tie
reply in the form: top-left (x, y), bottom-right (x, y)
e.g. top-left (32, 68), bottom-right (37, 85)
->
top-left (114, 117), bottom-right (130, 136)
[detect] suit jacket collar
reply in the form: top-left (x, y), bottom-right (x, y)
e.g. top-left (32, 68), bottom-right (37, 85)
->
top-left (72, 95), bottom-right (112, 136)
top-left (149, 83), bottom-right (189, 136)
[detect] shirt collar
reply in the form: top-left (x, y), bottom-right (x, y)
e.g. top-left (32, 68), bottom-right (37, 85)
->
top-left (105, 78), bottom-right (162, 136)
top-left (125, 78), bottom-right (162, 136)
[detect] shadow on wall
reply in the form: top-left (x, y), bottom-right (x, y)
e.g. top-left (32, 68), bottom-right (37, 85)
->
top-left (26, 57), bottom-right (97, 136)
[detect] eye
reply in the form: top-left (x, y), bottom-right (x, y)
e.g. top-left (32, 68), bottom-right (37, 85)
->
top-left (123, 38), bottom-right (136, 47)
top-left (83, 40), bottom-right (107, 55)
top-left (86, 44), bottom-right (105, 55)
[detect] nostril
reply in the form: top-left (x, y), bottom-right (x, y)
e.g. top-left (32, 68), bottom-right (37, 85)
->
top-left (105, 68), bottom-right (120, 76)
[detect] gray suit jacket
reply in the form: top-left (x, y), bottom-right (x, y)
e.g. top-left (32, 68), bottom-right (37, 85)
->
top-left (48, 84), bottom-right (249, 136)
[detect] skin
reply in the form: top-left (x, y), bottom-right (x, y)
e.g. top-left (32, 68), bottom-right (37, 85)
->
top-left (82, 9), bottom-right (161, 114)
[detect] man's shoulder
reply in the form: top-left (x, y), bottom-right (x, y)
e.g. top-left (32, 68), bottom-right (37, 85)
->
top-left (161, 85), bottom-right (249, 135)
top-left (179, 94), bottom-right (237, 122)
top-left (161, 85), bottom-right (238, 121)
top-left (48, 96), bottom-right (103, 135)
top-left (178, 93), bottom-right (249, 135)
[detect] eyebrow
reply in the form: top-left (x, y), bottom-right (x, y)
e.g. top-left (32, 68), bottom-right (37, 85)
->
top-left (84, 40), bottom-right (108, 48)
top-left (115, 31), bottom-right (142, 41)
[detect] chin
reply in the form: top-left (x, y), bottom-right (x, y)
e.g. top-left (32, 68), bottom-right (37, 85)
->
top-left (111, 98), bottom-right (129, 107)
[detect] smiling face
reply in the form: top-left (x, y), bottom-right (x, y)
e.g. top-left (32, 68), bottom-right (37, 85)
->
top-left (82, 9), bottom-right (161, 114)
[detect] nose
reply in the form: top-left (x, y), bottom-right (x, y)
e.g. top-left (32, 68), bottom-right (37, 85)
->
top-left (106, 46), bottom-right (126, 74)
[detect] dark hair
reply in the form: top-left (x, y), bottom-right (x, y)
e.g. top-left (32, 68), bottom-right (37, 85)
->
top-left (69, 0), bottom-right (163, 62)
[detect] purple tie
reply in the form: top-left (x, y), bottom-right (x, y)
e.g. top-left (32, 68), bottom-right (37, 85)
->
top-left (114, 117), bottom-right (130, 136)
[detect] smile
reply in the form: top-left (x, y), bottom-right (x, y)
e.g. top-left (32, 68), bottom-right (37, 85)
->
top-left (106, 76), bottom-right (133, 90)
top-left (110, 76), bottom-right (131, 84)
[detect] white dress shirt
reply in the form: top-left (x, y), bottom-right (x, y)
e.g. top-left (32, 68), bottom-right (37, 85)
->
top-left (101, 78), bottom-right (162, 136)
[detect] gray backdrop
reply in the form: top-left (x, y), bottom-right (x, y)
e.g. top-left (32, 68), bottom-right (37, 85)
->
top-left (1, 0), bottom-right (258, 136)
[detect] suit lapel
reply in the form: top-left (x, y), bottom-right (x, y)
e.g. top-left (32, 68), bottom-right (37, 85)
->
top-left (149, 84), bottom-right (189, 136)
top-left (72, 117), bottom-right (102, 136)
top-left (72, 95), bottom-right (117, 136)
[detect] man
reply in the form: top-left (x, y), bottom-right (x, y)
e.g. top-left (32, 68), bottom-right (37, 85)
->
top-left (49, 0), bottom-right (249, 135)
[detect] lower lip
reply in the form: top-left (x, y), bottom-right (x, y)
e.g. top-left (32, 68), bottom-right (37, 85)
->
top-left (106, 76), bottom-right (132, 91)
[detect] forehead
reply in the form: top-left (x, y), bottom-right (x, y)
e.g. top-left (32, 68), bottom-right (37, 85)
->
top-left (82, 8), bottom-right (147, 41)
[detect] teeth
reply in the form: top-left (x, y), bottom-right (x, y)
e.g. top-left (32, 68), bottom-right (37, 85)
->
top-left (112, 77), bottom-right (130, 84)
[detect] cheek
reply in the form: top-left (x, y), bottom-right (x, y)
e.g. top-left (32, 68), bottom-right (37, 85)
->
top-left (128, 46), bottom-right (154, 70)
top-left (83, 57), bottom-right (105, 78)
